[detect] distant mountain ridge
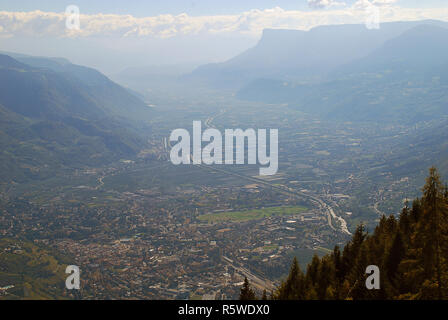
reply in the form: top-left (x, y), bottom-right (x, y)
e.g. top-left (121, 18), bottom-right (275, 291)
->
top-left (0, 51), bottom-right (150, 121)
top-left (0, 53), bottom-right (150, 183)
top-left (236, 23), bottom-right (448, 122)
top-left (187, 20), bottom-right (448, 89)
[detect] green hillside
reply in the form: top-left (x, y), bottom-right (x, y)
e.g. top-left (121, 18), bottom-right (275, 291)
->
top-left (0, 239), bottom-right (72, 300)
top-left (0, 54), bottom-right (149, 184)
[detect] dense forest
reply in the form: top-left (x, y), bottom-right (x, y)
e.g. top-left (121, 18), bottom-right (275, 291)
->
top-left (241, 167), bottom-right (448, 300)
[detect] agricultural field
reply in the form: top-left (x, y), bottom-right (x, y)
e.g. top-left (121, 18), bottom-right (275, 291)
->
top-left (198, 205), bottom-right (308, 223)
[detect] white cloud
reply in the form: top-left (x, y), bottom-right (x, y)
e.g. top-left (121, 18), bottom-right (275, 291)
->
top-left (353, 0), bottom-right (398, 9)
top-left (0, 5), bottom-right (447, 39)
top-left (308, 0), bottom-right (347, 9)
top-left (372, 0), bottom-right (399, 6)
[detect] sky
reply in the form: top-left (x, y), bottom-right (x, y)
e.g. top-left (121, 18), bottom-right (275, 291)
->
top-left (1, 0), bottom-right (448, 16)
top-left (1, 0), bottom-right (448, 73)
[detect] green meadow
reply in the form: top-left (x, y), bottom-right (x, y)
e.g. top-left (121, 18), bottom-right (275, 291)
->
top-left (198, 205), bottom-right (308, 223)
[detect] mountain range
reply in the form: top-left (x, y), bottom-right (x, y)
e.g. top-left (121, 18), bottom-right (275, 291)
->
top-left (2, 19), bottom-right (448, 185)
top-left (0, 53), bottom-right (150, 183)
top-left (231, 22), bottom-right (448, 122)
top-left (187, 20), bottom-right (448, 89)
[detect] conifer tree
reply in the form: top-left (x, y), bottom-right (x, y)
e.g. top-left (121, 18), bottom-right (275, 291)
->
top-left (240, 277), bottom-right (256, 300)
top-left (348, 243), bottom-right (370, 300)
top-left (275, 257), bottom-right (305, 300)
top-left (399, 205), bottom-right (411, 243)
top-left (274, 167), bottom-right (448, 300)
top-left (333, 246), bottom-right (343, 299)
top-left (386, 232), bottom-right (405, 283)
top-left (384, 231), bottom-right (406, 298)
top-left (261, 289), bottom-right (268, 300)
top-left (306, 255), bottom-right (321, 286)
top-left (417, 167), bottom-right (447, 299)
top-left (316, 256), bottom-right (335, 299)
top-left (444, 184), bottom-right (448, 200)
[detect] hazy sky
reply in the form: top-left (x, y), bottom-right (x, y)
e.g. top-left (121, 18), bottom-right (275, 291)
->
top-left (2, 0), bottom-right (447, 15)
top-left (1, 0), bottom-right (448, 74)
